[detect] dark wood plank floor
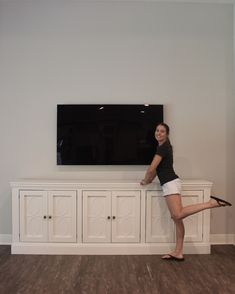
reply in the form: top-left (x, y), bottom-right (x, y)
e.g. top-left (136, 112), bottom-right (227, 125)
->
top-left (0, 245), bottom-right (234, 294)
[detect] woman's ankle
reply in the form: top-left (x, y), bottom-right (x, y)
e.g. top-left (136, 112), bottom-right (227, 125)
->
top-left (174, 249), bottom-right (183, 256)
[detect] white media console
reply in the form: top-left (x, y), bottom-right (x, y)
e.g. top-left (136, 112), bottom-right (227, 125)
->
top-left (11, 179), bottom-right (212, 255)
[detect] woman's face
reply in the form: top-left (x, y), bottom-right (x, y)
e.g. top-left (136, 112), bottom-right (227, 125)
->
top-left (155, 125), bottom-right (168, 144)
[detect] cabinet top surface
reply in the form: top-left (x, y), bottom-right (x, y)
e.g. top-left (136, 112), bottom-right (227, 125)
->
top-left (10, 178), bottom-right (213, 188)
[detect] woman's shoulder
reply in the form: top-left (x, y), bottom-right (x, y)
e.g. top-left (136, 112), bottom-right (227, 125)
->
top-left (158, 140), bottom-right (172, 149)
top-left (156, 140), bottom-right (172, 157)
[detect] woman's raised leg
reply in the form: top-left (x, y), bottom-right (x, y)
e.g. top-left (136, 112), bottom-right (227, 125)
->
top-left (162, 193), bottom-right (227, 260)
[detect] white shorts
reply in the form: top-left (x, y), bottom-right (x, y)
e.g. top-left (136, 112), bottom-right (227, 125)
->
top-left (162, 178), bottom-right (182, 196)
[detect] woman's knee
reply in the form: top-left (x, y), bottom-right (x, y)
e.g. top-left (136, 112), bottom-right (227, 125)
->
top-left (171, 211), bottom-right (183, 221)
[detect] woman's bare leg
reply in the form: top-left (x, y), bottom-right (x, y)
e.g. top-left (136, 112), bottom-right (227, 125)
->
top-left (162, 194), bottom-right (222, 259)
top-left (174, 219), bottom-right (185, 257)
top-left (166, 194), bottom-right (221, 221)
top-left (162, 194), bottom-right (185, 258)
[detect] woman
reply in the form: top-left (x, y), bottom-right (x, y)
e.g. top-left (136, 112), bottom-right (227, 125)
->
top-left (140, 123), bottom-right (232, 261)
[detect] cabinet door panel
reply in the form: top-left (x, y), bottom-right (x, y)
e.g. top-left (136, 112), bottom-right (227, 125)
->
top-left (112, 191), bottom-right (140, 243)
top-left (20, 190), bottom-right (47, 242)
top-left (146, 191), bottom-right (175, 242)
top-left (48, 191), bottom-right (76, 242)
top-left (83, 191), bottom-right (111, 243)
top-left (182, 191), bottom-right (203, 242)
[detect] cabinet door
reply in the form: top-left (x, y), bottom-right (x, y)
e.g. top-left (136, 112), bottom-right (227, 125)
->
top-left (48, 191), bottom-right (77, 242)
top-left (111, 191), bottom-right (141, 243)
top-left (83, 191), bottom-right (111, 243)
top-left (146, 191), bottom-right (175, 242)
top-left (20, 190), bottom-right (47, 242)
top-left (182, 191), bottom-right (203, 242)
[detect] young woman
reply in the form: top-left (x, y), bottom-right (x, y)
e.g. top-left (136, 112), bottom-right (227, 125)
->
top-left (140, 123), bottom-right (232, 261)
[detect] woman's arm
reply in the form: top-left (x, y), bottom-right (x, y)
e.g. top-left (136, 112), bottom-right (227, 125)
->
top-left (140, 154), bottom-right (162, 185)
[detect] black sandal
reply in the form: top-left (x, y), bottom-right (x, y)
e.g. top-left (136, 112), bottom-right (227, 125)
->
top-left (162, 254), bottom-right (185, 262)
top-left (210, 196), bottom-right (232, 207)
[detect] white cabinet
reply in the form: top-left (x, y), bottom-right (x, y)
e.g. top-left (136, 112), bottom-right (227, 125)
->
top-left (11, 179), bottom-right (212, 255)
top-left (20, 190), bottom-right (76, 243)
top-left (112, 190), bottom-right (140, 243)
top-left (20, 190), bottom-right (48, 242)
top-left (146, 190), bottom-right (204, 243)
top-left (182, 190), bottom-right (203, 242)
top-left (83, 190), bottom-right (111, 243)
top-left (146, 191), bottom-right (175, 243)
top-left (83, 190), bottom-right (141, 243)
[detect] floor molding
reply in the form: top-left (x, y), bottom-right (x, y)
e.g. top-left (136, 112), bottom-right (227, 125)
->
top-left (1, 234), bottom-right (235, 246)
top-left (210, 234), bottom-right (235, 245)
top-left (0, 234), bottom-right (12, 245)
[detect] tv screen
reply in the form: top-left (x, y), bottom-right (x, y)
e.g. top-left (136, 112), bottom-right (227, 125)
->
top-left (57, 104), bottom-right (163, 165)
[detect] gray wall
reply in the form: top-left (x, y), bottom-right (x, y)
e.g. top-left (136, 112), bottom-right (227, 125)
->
top-left (0, 0), bottom-right (234, 235)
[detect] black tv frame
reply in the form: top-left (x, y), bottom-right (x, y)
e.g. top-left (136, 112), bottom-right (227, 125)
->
top-left (57, 104), bottom-right (163, 165)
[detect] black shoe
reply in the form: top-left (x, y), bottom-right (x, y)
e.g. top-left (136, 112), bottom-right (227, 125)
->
top-left (210, 196), bottom-right (232, 207)
top-left (162, 254), bottom-right (185, 261)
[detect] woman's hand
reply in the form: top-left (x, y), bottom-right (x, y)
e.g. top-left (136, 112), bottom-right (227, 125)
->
top-left (140, 179), bottom-right (148, 185)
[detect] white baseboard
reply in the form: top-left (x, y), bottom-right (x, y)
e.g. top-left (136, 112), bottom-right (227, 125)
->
top-left (210, 234), bottom-right (235, 245)
top-left (11, 242), bottom-right (211, 255)
top-left (0, 234), bottom-right (12, 245)
top-left (1, 234), bottom-right (235, 247)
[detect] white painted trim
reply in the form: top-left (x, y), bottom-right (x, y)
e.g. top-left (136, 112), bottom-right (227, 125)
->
top-left (147, 0), bottom-right (235, 3)
top-left (1, 233), bottom-right (234, 249)
top-left (0, 234), bottom-right (12, 245)
top-left (10, 179), bottom-right (213, 189)
top-left (38, 0), bottom-right (235, 4)
top-left (210, 234), bottom-right (235, 244)
top-left (11, 242), bottom-right (211, 255)
top-left (52, 0), bottom-right (235, 4)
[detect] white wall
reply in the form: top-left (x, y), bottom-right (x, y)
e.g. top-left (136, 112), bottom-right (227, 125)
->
top-left (0, 0), bottom-right (234, 235)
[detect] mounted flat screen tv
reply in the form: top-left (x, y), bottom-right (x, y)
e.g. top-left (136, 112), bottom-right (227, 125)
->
top-left (57, 104), bottom-right (163, 165)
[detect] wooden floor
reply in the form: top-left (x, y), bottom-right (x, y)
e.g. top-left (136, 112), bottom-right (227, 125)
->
top-left (0, 245), bottom-right (234, 294)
